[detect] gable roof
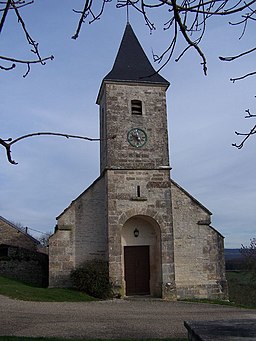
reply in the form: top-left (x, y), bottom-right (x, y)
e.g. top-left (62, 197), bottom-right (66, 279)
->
top-left (0, 216), bottom-right (40, 244)
top-left (103, 23), bottom-right (169, 86)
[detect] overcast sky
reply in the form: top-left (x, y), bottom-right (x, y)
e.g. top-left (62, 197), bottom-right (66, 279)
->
top-left (1, 1), bottom-right (255, 248)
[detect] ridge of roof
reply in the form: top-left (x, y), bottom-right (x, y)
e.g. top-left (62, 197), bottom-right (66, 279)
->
top-left (103, 23), bottom-right (169, 86)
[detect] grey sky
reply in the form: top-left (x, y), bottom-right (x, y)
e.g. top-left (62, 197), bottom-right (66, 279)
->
top-left (1, 1), bottom-right (255, 248)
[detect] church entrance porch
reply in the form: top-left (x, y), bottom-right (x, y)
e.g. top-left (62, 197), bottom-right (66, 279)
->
top-left (121, 215), bottom-right (162, 297)
top-left (124, 245), bottom-right (150, 295)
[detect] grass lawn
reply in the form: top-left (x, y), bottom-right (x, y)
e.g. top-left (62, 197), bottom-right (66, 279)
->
top-left (226, 271), bottom-right (256, 308)
top-left (0, 276), bottom-right (95, 302)
top-left (1, 272), bottom-right (256, 307)
top-left (0, 336), bottom-right (188, 341)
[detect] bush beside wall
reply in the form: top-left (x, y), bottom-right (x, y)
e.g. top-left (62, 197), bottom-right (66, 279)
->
top-left (70, 259), bottom-right (113, 299)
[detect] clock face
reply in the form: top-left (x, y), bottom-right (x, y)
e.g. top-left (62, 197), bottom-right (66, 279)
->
top-left (127, 128), bottom-right (147, 148)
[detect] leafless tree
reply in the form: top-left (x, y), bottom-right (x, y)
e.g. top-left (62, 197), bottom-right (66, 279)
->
top-left (72, 1), bottom-right (256, 75)
top-left (10, 220), bottom-right (26, 231)
top-left (38, 231), bottom-right (52, 247)
top-left (1, 0), bottom-right (256, 151)
top-left (240, 238), bottom-right (256, 277)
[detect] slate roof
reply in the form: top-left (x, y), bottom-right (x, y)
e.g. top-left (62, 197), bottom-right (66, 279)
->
top-left (103, 23), bottom-right (169, 86)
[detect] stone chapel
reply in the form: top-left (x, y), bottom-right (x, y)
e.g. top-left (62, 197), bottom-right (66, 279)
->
top-left (49, 24), bottom-right (228, 300)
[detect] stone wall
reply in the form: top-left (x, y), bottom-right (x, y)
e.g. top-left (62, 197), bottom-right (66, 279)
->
top-left (49, 229), bottom-right (74, 287)
top-left (73, 176), bottom-right (107, 266)
top-left (0, 218), bottom-right (38, 251)
top-left (49, 176), bottom-right (107, 287)
top-left (171, 180), bottom-right (228, 299)
top-left (0, 245), bottom-right (48, 287)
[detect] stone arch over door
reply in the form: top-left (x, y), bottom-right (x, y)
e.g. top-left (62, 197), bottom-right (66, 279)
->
top-left (121, 215), bottom-right (162, 297)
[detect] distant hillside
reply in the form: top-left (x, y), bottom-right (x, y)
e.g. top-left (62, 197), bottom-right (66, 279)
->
top-left (224, 249), bottom-right (242, 261)
top-left (225, 249), bottom-right (245, 270)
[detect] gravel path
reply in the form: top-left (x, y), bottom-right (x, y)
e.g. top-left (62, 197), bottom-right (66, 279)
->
top-left (0, 295), bottom-right (255, 339)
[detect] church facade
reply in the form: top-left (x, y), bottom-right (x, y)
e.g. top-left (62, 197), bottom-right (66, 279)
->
top-left (49, 24), bottom-right (228, 300)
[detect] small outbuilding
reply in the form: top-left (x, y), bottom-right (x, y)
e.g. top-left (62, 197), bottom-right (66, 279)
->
top-left (0, 216), bottom-right (48, 287)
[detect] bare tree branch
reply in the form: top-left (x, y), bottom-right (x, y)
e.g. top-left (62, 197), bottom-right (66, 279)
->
top-left (0, 0), bottom-right (11, 33)
top-left (72, 0), bottom-right (92, 40)
top-left (72, 0), bottom-right (112, 40)
top-left (0, 54), bottom-right (53, 64)
top-left (219, 46), bottom-right (256, 62)
top-left (230, 71), bottom-right (256, 83)
top-left (232, 107), bottom-right (256, 149)
top-left (245, 109), bottom-right (256, 118)
top-left (0, 0), bottom-right (53, 75)
top-left (0, 62), bottom-right (15, 70)
top-left (0, 132), bottom-right (116, 165)
top-left (171, 0), bottom-right (207, 75)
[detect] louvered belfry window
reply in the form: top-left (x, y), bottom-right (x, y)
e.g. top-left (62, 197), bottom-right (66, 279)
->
top-left (131, 100), bottom-right (142, 115)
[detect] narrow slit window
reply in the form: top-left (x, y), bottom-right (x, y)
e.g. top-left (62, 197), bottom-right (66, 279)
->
top-left (131, 100), bottom-right (142, 115)
top-left (101, 108), bottom-right (105, 138)
top-left (137, 185), bottom-right (141, 198)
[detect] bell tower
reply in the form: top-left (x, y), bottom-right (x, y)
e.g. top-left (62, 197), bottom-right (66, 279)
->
top-left (97, 23), bottom-right (170, 173)
top-left (97, 24), bottom-right (176, 299)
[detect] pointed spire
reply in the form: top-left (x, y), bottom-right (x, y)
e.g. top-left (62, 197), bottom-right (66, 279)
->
top-left (103, 24), bottom-right (169, 87)
top-left (126, 3), bottom-right (130, 24)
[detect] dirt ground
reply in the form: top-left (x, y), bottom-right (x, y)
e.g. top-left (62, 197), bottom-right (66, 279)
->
top-left (1, 295), bottom-right (256, 339)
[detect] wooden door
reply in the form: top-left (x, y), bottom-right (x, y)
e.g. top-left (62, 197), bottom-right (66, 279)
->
top-left (124, 245), bottom-right (150, 295)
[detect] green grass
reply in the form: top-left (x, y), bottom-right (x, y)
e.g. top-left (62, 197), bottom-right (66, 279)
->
top-left (0, 338), bottom-right (187, 341)
top-left (226, 271), bottom-right (256, 308)
top-left (0, 276), bottom-right (95, 302)
top-left (1, 272), bottom-right (256, 308)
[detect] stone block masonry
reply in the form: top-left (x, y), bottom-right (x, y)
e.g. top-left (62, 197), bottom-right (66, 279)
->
top-left (171, 180), bottom-right (227, 300)
top-left (99, 83), bottom-right (170, 173)
top-left (49, 175), bottom-right (107, 287)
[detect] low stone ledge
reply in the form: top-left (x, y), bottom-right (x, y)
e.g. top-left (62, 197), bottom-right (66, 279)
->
top-left (57, 225), bottom-right (73, 231)
top-left (130, 197), bottom-right (147, 201)
top-left (184, 319), bottom-right (256, 340)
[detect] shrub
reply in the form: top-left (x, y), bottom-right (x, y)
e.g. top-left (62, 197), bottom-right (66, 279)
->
top-left (70, 259), bottom-right (113, 299)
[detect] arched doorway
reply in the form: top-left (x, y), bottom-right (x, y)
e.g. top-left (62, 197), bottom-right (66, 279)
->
top-left (121, 215), bottom-right (162, 297)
